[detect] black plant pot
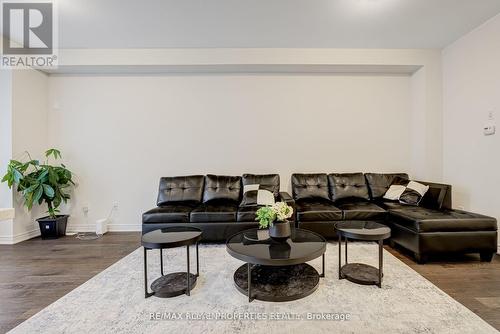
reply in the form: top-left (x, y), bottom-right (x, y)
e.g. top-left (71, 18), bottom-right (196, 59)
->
top-left (269, 221), bottom-right (291, 241)
top-left (37, 215), bottom-right (69, 239)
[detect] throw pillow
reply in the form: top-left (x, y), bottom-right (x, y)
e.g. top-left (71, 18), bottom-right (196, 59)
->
top-left (240, 184), bottom-right (275, 207)
top-left (383, 176), bottom-right (409, 201)
top-left (399, 181), bottom-right (429, 206)
top-left (383, 185), bottom-right (407, 201)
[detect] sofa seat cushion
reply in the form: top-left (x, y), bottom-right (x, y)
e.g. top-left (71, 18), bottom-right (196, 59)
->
top-left (142, 204), bottom-right (196, 223)
top-left (296, 200), bottom-right (342, 222)
top-left (336, 201), bottom-right (387, 220)
top-left (190, 202), bottom-right (238, 222)
top-left (237, 206), bottom-right (260, 222)
top-left (389, 207), bottom-right (498, 233)
top-left (377, 201), bottom-right (407, 210)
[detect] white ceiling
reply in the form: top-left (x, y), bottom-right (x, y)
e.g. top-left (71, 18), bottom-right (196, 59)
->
top-left (56, 0), bottom-right (500, 49)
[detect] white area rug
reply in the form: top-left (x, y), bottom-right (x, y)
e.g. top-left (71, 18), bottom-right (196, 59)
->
top-left (9, 243), bottom-right (498, 334)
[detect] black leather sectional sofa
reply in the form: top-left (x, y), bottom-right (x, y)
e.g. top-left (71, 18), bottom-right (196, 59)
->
top-left (142, 173), bottom-right (498, 263)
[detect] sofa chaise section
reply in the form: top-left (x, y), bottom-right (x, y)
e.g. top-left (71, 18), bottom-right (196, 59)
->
top-left (389, 206), bottom-right (497, 263)
top-left (371, 176), bottom-right (497, 263)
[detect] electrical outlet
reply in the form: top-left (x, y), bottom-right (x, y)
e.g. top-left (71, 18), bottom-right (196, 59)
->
top-left (112, 202), bottom-right (119, 210)
top-left (82, 206), bottom-right (89, 216)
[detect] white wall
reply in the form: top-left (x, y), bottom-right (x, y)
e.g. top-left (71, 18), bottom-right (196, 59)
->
top-left (54, 47), bottom-right (444, 182)
top-left (409, 64), bottom-right (443, 181)
top-left (0, 37), bottom-right (13, 215)
top-left (0, 67), bottom-right (49, 243)
top-left (10, 69), bottom-right (49, 239)
top-left (48, 74), bottom-right (412, 231)
top-left (0, 69), bottom-right (14, 240)
top-left (442, 13), bottom-right (500, 244)
top-left (0, 69), bottom-right (13, 209)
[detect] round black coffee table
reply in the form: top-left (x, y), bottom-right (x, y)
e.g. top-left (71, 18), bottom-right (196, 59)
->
top-left (226, 228), bottom-right (326, 302)
top-left (142, 226), bottom-right (202, 298)
top-left (335, 221), bottom-right (391, 288)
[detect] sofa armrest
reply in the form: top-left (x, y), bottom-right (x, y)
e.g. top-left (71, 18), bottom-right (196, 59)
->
top-left (279, 191), bottom-right (294, 203)
top-left (142, 207), bottom-right (159, 223)
top-left (417, 181), bottom-right (452, 210)
top-left (278, 192), bottom-right (296, 221)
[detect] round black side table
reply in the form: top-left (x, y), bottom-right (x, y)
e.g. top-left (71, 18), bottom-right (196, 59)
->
top-left (142, 226), bottom-right (202, 298)
top-left (335, 221), bottom-right (391, 288)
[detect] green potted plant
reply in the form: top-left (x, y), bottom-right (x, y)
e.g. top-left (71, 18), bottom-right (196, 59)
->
top-left (256, 202), bottom-right (294, 240)
top-left (1, 149), bottom-right (75, 239)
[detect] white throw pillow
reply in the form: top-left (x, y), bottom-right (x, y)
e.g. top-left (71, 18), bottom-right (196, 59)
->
top-left (406, 181), bottom-right (429, 196)
top-left (256, 189), bottom-right (275, 206)
top-left (243, 184), bottom-right (259, 192)
top-left (240, 184), bottom-right (275, 206)
top-left (383, 185), bottom-right (406, 201)
top-left (399, 181), bottom-right (430, 206)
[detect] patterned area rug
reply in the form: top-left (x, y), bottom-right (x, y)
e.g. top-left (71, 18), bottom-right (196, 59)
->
top-left (9, 243), bottom-right (498, 334)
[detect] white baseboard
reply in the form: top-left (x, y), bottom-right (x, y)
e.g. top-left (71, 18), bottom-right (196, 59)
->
top-left (0, 228), bottom-right (40, 244)
top-left (108, 224), bottom-right (141, 232)
top-left (66, 224), bottom-right (95, 233)
top-left (67, 223), bottom-right (141, 233)
top-left (0, 223), bottom-right (141, 244)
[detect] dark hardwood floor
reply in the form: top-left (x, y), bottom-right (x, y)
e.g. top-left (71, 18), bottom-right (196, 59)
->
top-left (386, 245), bottom-right (500, 331)
top-left (0, 233), bottom-right (141, 333)
top-left (0, 233), bottom-right (499, 332)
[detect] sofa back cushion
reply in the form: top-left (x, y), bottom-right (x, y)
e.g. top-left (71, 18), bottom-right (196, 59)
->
top-left (328, 173), bottom-right (370, 202)
top-left (242, 174), bottom-right (280, 198)
top-left (291, 173), bottom-right (330, 201)
top-left (203, 174), bottom-right (242, 203)
top-left (157, 175), bottom-right (205, 206)
top-left (365, 173), bottom-right (409, 200)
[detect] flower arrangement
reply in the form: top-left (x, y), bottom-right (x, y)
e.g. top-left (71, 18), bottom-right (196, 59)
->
top-left (255, 202), bottom-right (293, 229)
